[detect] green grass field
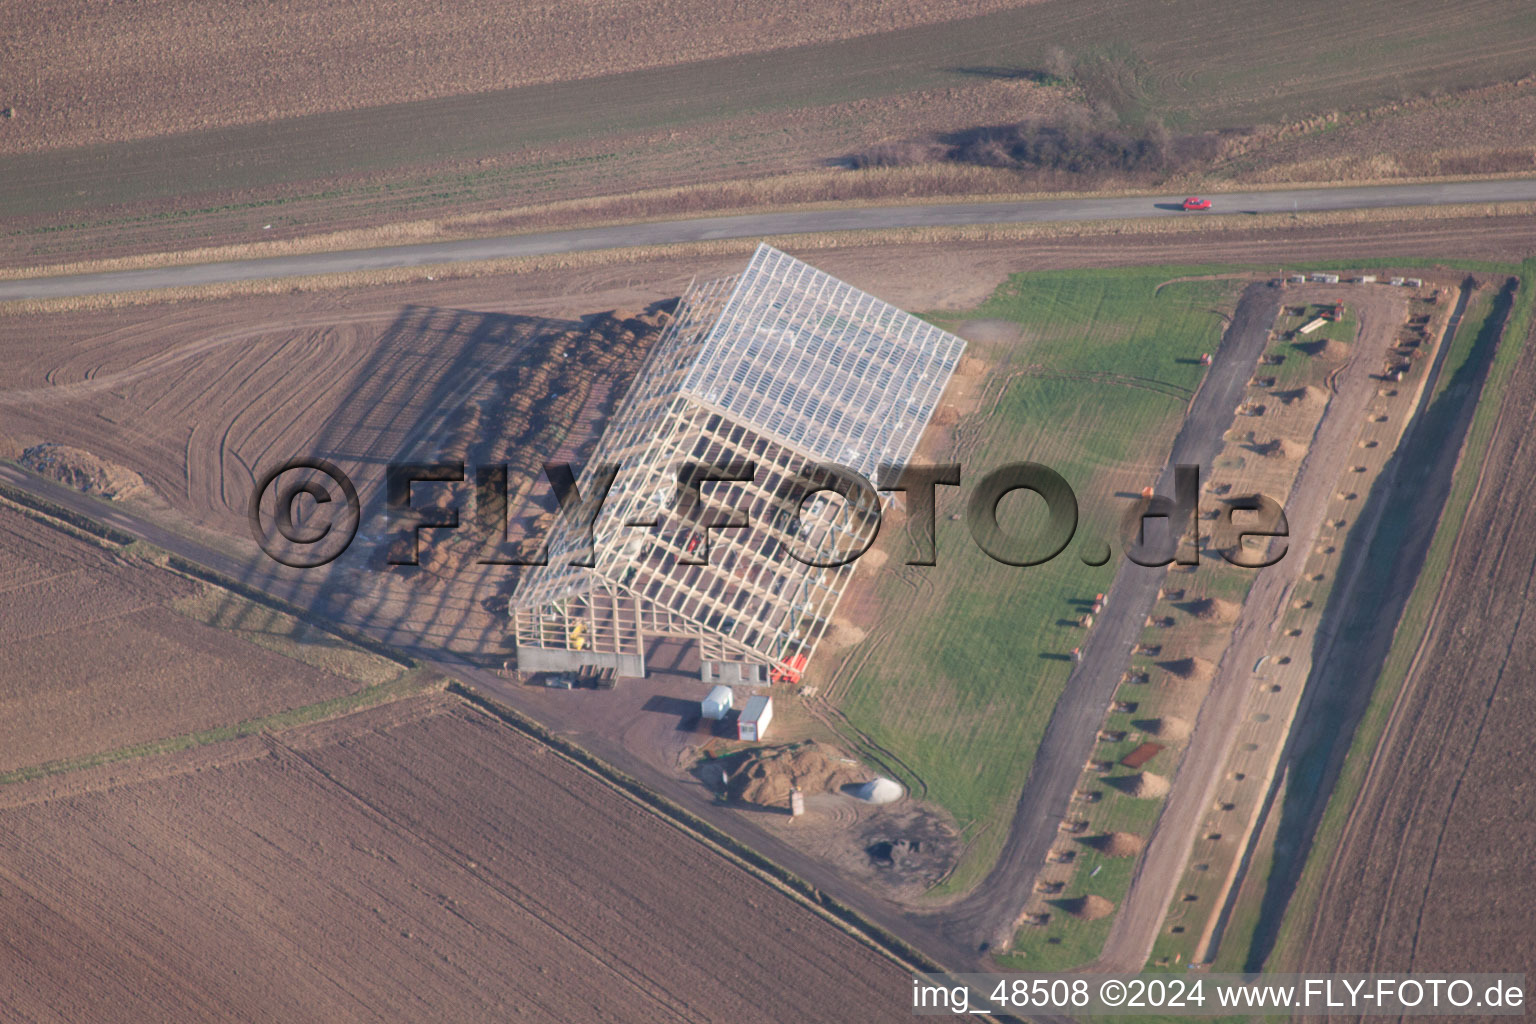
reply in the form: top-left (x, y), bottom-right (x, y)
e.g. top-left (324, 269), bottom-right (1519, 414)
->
top-left (828, 265), bottom-right (1240, 895)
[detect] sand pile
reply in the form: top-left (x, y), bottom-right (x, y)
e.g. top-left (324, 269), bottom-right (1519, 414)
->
top-left (726, 742), bottom-right (864, 807)
top-left (1122, 772), bottom-right (1171, 798)
top-left (1063, 894), bottom-right (1114, 920)
top-left (1186, 598), bottom-right (1239, 624)
top-left (1088, 832), bottom-right (1147, 857)
top-left (851, 777), bottom-right (905, 804)
top-left (1137, 717), bottom-right (1192, 741)
top-left (1158, 656), bottom-right (1216, 685)
top-left (21, 443), bottom-right (152, 501)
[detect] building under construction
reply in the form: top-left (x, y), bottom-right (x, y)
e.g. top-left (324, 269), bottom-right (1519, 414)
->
top-left (509, 243), bottom-right (966, 683)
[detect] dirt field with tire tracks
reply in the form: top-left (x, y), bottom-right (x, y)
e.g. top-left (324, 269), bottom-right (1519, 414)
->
top-left (0, 694), bottom-right (913, 1023)
top-left (1295, 315), bottom-right (1536, 982)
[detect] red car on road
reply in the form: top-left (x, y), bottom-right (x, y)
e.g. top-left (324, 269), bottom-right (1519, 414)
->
top-left (1182, 196), bottom-right (1212, 211)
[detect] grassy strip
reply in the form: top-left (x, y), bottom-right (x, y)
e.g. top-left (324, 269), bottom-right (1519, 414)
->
top-left (446, 681), bottom-right (949, 980)
top-left (1264, 258), bottom-right (1536, 971)
top-left (0, 670), bottom-right (437, 786)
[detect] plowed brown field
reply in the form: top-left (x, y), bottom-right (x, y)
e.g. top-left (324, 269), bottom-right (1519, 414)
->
top-left (0, 505), bottom-right (367, 773)
top-left (1297, 317), bottom-right (1536, 980)
top-left (0, 695), bottom-right (912, 1023)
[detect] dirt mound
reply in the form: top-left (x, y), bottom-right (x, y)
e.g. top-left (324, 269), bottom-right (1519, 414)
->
top-left (1183, 597), bottom-right (1239, 624)
top-left (20, 443), bottom-right (151, 501)
top-left (1119, 772), bottom-right (1171, 798)
top-left (1135, 717), bottom-right (1192, 741)
top-left (1274, 385), bottom-right (1328, 406)
top-left (1062, 894), bottom-right (1115, 920)
top-left (1157, 656), bottom-right (1216, 684)
top-left (1084, 832), bottom-right (1146, 857)
top-left (1254, 438), bottom-right (1307, 460)
top-left (725, 742), bottom-right (865, 808)
top-left (1298, 338), bottom-right (1350, 360)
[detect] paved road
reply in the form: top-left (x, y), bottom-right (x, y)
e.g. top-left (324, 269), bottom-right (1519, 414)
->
top-left (5, 179), bottom-right (1536, 301)
top-left (927, 283), bottom-right (1282, 957)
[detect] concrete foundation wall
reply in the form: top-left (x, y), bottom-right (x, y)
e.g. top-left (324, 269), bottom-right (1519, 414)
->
top-left (517, 645), bottom-right (646, 678)
top-left (701, 661), bottom-right (767, 685)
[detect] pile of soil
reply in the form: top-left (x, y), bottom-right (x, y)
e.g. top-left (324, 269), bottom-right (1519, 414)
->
top-left (1158, 656), bottom-right (1216, 685)
top-left (1086, 832), bottom-right (1146, 857)
top-left (1255, 438), bottom-right (1307, 460)
top-left (1062, 894), bottom-right (1114, 920)
top-left (1121, 772), bottom-right (1171, 798)
top-left (20, 443), bottom-right (151, 501)
top-left (1186, 597), bottom-right (1240, 623)
top-left (1136, 716), bottom-right (1192, 741)
top-left (1275, 385), bottom-right (1328, 406)
top-left (1298, 338), bottom-right (1350, 360)
top-left (725, 742), bottom-right (864, 808)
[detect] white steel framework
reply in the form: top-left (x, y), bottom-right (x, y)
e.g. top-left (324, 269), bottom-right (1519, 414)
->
top-left (509, 243), bottom-right (965, 679)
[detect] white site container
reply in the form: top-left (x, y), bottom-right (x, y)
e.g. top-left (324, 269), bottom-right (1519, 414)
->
top-left (701, 685), bottom-right (733, 721)
top-left (737, 696), bottom-right (774, 741)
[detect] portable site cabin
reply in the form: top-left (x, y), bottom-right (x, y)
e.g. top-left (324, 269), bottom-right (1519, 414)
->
top-left (737, 695), bottom-right (773, 741)
top-left (701, 685), bottom-right (733, 721)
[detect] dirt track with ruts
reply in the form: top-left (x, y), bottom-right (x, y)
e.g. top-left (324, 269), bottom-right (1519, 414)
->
top-left (0, 695), bottom-right (914, 1023)
top-left (1296, 316), bottom-right (1536, 985)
